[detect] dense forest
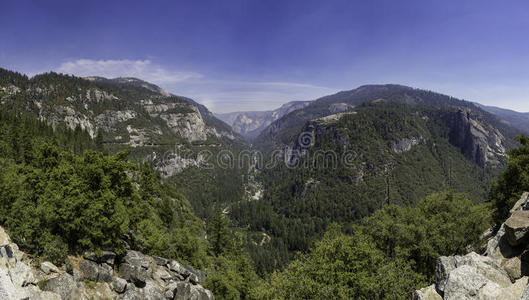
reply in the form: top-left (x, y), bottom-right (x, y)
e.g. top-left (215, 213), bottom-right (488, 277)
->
top-left (0, 104), bottom-right (259, 298)
top-left (231, 102), bottom-right (501, 274)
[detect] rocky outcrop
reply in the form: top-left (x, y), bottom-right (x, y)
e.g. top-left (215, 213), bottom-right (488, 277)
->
top-left (417, 192), bottom-right (529, 299)
top-left (391, 136), bottom-right (423, 153)
top-left (444, 109), bottom-right (506, 167)
top-left (0, 226), bottom-right (214, 300)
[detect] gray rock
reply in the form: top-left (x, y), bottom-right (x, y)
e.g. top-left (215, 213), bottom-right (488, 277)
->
top-left (0, 245), bottom-right (16, 268)
top-left (391, 136), bottom-right (422, 153)
top-left (485, 224), bottom-right (524, 261)
top-left (169, 260), bottom-right (190, 278)
top-left (42, 272), bottom-right (75, 299)
top-left (522, 282), bottom-right (529, 300)
top-left (186, 265), bottom-right (206, 285)
top-left (164, 281), bottom-right (178, 299)
top-left (505, 210), bottom-right (529, 246)
top-left (510, 192), bottom-right (529, 213)
top-left (110, 276), bottom-right (128, 293)
top-left (79, 259), bottom-right (113, 282)
top-left (0, 227), bottom-right (10, 246)
top-left (24, 287), bottom-right (62, 300)
top-left (83, 250), bottom-right (117, 266)
top-left (123, 250), bottom-right (149, 269)
top-left (9, 261), bottom-right (36, 287)
top-left (190, 285), bottom-right (214, 300)
top-left (152, 265), bottom-right (172, 284)
top-left (174, 281), bottom-right (192, 299)
top-left (119, 263), bottom-right (147, 286)
top-left (117, 284), bottom-right (165, 300)
top-left (501, 256), bottom-right (522, 281)
top-left (412, 284), bottom-right (442, 300)
top-left (117, 286), bottom-right (145, 300)
top-left (143, 280), bottom-right (165, 300)
top-left (152, 256), bottom-right (170, 266)
top-left (435, 252), bottom-right (511, 293)
top-left (41, 261), bottom-right (59, 274)
top-left (0, 267), bottom-right (21, 300)
top-left (443, 265), bottom-right (500, 300)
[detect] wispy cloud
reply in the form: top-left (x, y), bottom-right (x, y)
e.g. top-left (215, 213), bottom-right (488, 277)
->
top-left (52, 58), bottom-right (336, 113)
top-left (57, 59), bottom-right (201, 83)
top-left (165, 80), bottom-right (337, 113)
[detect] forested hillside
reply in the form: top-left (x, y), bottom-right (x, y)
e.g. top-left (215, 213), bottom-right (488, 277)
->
top-left (230, 100), bottom-right (508, 273)
top-left (0, 68), bottom-right (247, 219)
top-left (0, 104), bottom-right (264, 298)
top-left (2, 67), bottom-right (529, 299)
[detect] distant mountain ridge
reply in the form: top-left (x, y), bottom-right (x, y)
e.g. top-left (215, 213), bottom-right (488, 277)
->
top-left (476, 103), bottom-right (529, 134)
top-left (255, 84), bottom-right (523, 149)
top-left (216, 100), bottom-right (311, 138)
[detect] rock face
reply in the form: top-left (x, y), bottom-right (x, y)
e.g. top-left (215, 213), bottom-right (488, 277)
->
top-left (505, 210), bottom-right (529, 246)
top-left (444, 109), bottom-right (506, 167)
top-left (0, 226), bottom-right (214, 300)
top-left (0, 71), bottom-right (239, 176)
top-left (417, 192), bottom-right (529, 300)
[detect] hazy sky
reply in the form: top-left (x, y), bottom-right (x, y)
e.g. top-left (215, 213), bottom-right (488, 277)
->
top-left (1, 0), bottom-right (529, 113)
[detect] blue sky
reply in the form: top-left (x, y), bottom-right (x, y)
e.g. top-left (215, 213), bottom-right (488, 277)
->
top-left (1, 0), bottom-right (529, 113)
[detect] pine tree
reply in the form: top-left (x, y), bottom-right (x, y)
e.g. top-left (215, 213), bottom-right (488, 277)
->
top-left (207, 209), bottom-right (231, 256)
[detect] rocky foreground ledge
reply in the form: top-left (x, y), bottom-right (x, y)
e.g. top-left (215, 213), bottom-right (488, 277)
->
top-left (0, 226), bottom-right (214, 300)
top-left (415, 192), bottom-right (529, 300)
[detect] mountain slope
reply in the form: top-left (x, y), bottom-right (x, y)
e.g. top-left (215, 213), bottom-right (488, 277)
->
top-left (232, 86), bottom-right (523, 273)
top-left (216, 100), bottom-right (311, 138)
top-left (255, 84), bottom-right (521, 150)
top-left (0, 67), bottom-right (247, 217)
top-left (477, 103), bottom-right (529, 135)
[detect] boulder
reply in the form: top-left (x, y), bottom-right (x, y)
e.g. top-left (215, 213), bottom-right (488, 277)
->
top-left (0, 245), bottom-right (16, 268)
top-left (83, 251), bottom-right (117, 266)
top-left (504, 210), bottom-right (529, 246)
top-left (110, 276), bottom-right (128, 293)
top-left (522, 282), bottom-right (529, 300)
top-left (78, 259), bottom-right (113, 282)
top-left (186, 265), bottom-right (206, 284)
top-left (190, 285), bottom-right (214, 300)
top-left (42, 272), bottom-right (75, 299)
top-left (174, 281), bottom-right (192, 299)
top-left (41, 261), bottom-right (60, 274)
top-left (116, 284), bottom-right (165, 300)
top-left (24, 286), bottom-right (61, 300)
top-left (152, 265), bottom-right (172, 284)
top-left (501, 256), bottom-right (522, 281)
top-left (122, 250), bottom-right (149, 269)
top-left (412, 284), bottom-right (442, 300)
top-left (143, 280), bottom-right (165, 300)
top-left (485, 224), bottom-right (524, 262)
top-left (510, 192), bottom-right (529, 213)
top-left (9, 261), bottom-right (36, 287)
top-left (502, 276), bottom-right (529, 299)
top-left (435, 252), bottom-right (511, 293)
top-left (0, 227), bottom-right (10, 246)
top-left (443, 265), bottom-right (501, 300)
top-left (164, 281), bottom-right (178, 299)
top-left (152, 256), bottom-right (170, 267)
top-left (69, 281), bottom-right (116, 300)
top-left (117, 286), bottom-right (145, 300)
top-left (0, 267), bottom-right (23, 300)
top-left (118, 263), bottom-right (147, 286)
top-left (169, 260), bottom-right (190, 278)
